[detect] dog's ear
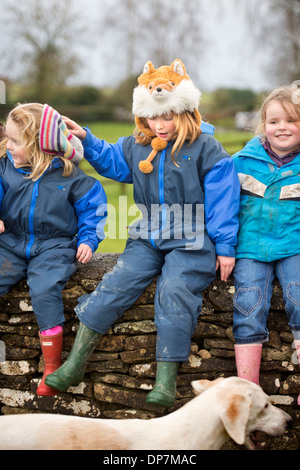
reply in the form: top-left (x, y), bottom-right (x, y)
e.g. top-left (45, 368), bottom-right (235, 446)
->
top-left (191, 380), bottom-right (211, 395)
top-left (220, 394), bottom-right (251, 445)
top-left (191, 377), bottom-right (224, 396)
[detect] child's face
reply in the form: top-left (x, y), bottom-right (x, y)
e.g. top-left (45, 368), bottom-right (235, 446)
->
top-left (265, 100), bottom-right (300, 156)
top-left (5, 119), bottom-right (30, 167)
top-left (147, 114), bottom-right (176, 142)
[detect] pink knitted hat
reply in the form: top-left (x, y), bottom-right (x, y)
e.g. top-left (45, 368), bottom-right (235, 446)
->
top-left (39, 104), bottom-right (83, 163)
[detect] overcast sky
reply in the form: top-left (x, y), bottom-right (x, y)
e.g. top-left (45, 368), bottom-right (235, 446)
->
top-left (71, 0), bottom-right (270, 93)
top-left (0, 0), bottom-right (272, 93)
top-left (197, 1), bottom-right (268, 91)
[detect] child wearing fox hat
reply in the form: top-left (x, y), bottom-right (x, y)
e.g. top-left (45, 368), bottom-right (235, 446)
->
top-left (0, 103), bottom-right (107, 396)
top-left (46, 60), bottom-right (240, 407)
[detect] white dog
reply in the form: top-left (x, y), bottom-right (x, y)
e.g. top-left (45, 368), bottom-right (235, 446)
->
top-left (0, 377), bottom-right (291, 450)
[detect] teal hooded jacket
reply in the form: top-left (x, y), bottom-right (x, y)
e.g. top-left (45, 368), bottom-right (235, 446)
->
top-left (233, 136), bottom-right (300, 261)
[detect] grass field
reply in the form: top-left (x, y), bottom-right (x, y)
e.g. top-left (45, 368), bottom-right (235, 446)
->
top-left (80, 122), bottom-right (252, 253)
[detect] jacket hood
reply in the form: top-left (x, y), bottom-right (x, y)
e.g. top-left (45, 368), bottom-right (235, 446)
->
top-left (233, 136), bottom-right (300, 164)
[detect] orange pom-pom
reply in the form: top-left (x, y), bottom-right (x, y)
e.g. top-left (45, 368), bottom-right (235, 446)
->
top-left (138, 139), bottom-right (167, 174)
top-left (139, 160), bottom-right (153, 173)
top-left (151, 137), bottom-right (168, 151)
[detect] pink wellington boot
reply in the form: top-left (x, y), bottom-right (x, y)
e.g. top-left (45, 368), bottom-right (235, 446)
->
top-left (234, 343), bottom-right (263, 385)
top-left (294, 340), bottom-right (300, 406)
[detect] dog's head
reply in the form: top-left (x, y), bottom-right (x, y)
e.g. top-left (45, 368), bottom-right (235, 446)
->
top-left (192, 377), bottom-right (291, 450)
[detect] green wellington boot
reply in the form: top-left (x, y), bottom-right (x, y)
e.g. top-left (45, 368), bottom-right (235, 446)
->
top-left (45, 322), bottom-right (102, 392)
top-left (146, 362), bottom-right (179, 407)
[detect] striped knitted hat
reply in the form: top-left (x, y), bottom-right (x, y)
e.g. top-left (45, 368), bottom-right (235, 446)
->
top-left (39, 104), bottom-right (83, 163)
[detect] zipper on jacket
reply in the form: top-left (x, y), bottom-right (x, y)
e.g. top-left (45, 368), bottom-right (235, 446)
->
top-left (150, 146), bottom-right (168, 248)
top-left (25, 181), bottom-right (40, 260)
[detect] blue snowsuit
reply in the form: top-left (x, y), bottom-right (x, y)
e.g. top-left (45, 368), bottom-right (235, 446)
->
top-left (0, 153), bottom-right (107, 331)
top-left (75, 124), bottom-right (240, 362)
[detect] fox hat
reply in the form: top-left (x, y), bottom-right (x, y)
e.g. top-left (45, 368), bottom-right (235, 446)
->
top-left (132, 59), bottom-right (202, 173)
top-left (133, 59), bottom-right (201, 119)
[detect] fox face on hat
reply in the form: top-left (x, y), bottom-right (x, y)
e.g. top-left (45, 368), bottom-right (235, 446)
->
top-left (132, 59), bottom-right (202, 173)
top-left (39, 104), bottom-right (83, 164)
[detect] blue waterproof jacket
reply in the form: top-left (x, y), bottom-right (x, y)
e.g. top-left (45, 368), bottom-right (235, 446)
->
top-left (0, 153), bottom-right (107, 259)
top-left (233, 136), bottom-right (300, 261)
top-left (82, 124), bottom-right (240, 255)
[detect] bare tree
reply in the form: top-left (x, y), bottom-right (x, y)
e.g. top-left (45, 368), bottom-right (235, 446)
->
top-left (96, 0), bottom-right (206, 84)
top-left (0, 0), bottom-right (87, 101)
top-left (238, 0), bottom-right (300, 85)
top-left (271, 0), bottom-right (300, 83)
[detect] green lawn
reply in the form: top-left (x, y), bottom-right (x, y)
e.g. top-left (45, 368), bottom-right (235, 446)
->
top-left (80, 122), bottom-right (251, 253)
top-left (79, 122), bottom-right (136, 253)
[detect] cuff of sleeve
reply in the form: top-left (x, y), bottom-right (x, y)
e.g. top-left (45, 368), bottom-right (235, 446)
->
top-left (215, 243), bottom-right (235, 257)
top-left (82, 126), bottom-right (93, 148)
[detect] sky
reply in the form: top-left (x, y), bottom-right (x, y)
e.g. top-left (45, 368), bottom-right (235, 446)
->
top-left (198, 2), bottom-right (268, 91)
top-left (71, 0), bottom-right (270, 93)
top-left (0, 0), bottom-right (272, 94)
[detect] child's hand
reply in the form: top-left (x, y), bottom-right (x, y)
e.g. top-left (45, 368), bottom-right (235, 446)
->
top-left (77, 244), bottom-right (93, 264)
top-left (0, 220), bottom-right (5, 234)
top-left (62, 117), bottom-right (87, 141)
top-left (216, 256), bottom-right (235, 282)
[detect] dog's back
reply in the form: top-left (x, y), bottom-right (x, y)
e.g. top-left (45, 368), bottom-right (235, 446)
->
top-left (0, 413), bottom-right (133, 450)
top-left (0, 378), bottom-right (291, 450)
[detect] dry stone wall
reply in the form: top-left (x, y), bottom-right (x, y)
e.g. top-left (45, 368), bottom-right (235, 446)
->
top-left (0, 253), bottom-right (299, 450)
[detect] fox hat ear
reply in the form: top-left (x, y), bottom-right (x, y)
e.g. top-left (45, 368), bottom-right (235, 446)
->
top-left (171, 59), bottom-right (186, 77)
top-left (142, 61), bottom-right (155, 75)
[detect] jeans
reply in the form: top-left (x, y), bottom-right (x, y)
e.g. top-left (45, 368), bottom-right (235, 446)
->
top-left (233, 256), bottom-right (300, 344)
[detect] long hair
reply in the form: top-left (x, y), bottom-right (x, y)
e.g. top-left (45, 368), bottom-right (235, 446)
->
top-left (0, 103), bottom-right (74, 181)
top-left (256, 86), bottom-right (300, 142)
top-left (134, 111), bottom-right (201, 166)
top-left (0, 123), bottom-right (5, 141)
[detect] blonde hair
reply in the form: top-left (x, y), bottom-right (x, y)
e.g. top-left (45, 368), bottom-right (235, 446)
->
top-left (0, 103), bottom-right (74, 181)
top-left (134, 111), bottom-right (201, 166)
top-left (256, 86), bottom-right (300, 141)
